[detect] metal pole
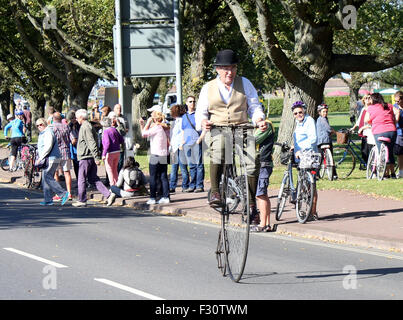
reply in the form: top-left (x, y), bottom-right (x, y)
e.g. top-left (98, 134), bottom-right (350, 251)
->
top-left (115, 0), bottom-right (124, 107)
top-left (174, 0), bottom-right (182, 104)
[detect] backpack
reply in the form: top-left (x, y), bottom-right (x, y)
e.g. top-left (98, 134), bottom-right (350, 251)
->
top-left (127, 166), bottom-right (144, 189)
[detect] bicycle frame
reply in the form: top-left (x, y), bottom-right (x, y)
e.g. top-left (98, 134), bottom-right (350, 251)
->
top-left (345, 136), bottom-right (367, 169)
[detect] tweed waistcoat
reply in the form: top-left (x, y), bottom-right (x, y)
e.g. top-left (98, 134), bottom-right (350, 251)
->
top-left (207, 76), bottom-right (248, 125)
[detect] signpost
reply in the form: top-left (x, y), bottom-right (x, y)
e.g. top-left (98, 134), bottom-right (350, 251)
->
top-left (114, 0), bottom-right (182, 156)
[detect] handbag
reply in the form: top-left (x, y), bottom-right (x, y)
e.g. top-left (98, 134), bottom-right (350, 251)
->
top-left (35, 156), bottom-right (49, 170)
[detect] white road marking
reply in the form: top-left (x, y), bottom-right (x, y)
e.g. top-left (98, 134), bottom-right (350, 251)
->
top-left (94, 278), bottom-right (164, 300)
top-left (3, 248), bottom-right (68, 268)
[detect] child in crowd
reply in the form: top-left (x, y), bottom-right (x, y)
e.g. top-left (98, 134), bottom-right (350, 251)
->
top-left (107, 156), bottom-right (146, 206)
top-left (316, 103), bottom-right (338, 180)
top-left (250, 119), bottom-right (275, 232)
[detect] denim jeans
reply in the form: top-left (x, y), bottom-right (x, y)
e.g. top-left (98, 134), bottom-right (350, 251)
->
top-left (169, 149), bottom-right (189, 190)
top-left (42, 159), bottom-right (67, 202)
top-left (184, 143), bottom-right (204, 190)
top-left (149, 155), bottom-right (169, 199)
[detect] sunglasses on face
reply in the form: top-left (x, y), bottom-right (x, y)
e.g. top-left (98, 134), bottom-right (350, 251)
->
top-left (188, 100), bottom-right (195, 103)
top-left (36, 124), bottom-right (43, 128)
top-left (293, 111), bottom-right (304, 115)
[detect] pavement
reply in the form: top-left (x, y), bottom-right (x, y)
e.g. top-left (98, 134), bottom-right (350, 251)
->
top-left (1, 147), bottom-right (403, 253)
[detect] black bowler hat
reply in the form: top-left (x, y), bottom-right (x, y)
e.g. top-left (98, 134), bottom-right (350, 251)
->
top-left (213, 49), bottom-right (239, 66)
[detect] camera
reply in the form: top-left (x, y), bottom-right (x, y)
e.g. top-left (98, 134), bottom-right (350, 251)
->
top-left (141, 116), bottom-right (147, 121)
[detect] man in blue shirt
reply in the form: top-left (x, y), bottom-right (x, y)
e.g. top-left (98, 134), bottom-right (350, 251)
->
top-left (4, 110), bottom-right (26, 171)
top-left (182, 95), bottom-right (204, 192)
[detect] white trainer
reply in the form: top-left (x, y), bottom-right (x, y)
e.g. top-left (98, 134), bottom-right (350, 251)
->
top-left (157, 197), bottom-right (170, 204)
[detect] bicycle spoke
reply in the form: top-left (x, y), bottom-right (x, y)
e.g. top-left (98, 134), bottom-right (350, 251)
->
top-left (222, 139), bottom-right (250, 283)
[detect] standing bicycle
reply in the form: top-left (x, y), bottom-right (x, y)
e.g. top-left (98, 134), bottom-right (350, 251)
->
top-left (364, 93), bottom-right (398, 179)
top-left (332, 128), bottom-right (368, 178)
top-left (275, 142), bottom-right (320, 224)
top-left (210, 123), bottom-right (256, 283)
top-left (195, 49), bottom-right (267, 282)
top-left (291, 101), bottom-right (319, 221)
top-left (274, 142), bottom-right (297, 221)
top-left (316, 103), bottom-right (337, 180)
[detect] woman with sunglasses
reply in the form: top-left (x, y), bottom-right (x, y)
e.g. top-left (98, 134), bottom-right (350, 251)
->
top-left (291, 101), bottom-right (319, 220)
top-left (35, 118), bottom-right (69, 206)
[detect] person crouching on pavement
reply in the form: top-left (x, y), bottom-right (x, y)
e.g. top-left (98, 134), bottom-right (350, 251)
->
top-left (73, 109), bottom-right (113, 207)
top-left (35, 118), bottom-right (69, 206)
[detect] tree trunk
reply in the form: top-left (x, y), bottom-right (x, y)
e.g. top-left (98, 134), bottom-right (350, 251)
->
top-left (130, 77), bottom-right (161, 149)
top-left (28, 96), bottom-right (46, 136)
top-left (274, 80), bottom-right (325, 164)
top-left (0, 89), bottom-right (11, 123)
top-left (66, 74), bottom-right (97, 110)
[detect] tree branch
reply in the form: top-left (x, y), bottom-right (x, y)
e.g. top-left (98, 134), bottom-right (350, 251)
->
top-left (330, 51), bottom-right (403, 75)
top-left (14, 17), bottom-right (67, 85)
top-left (255, 0), bottom-right (307, 85)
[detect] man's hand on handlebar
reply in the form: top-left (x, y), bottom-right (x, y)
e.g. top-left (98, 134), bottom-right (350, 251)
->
top-left (256, 119), bottom-right (267, 132)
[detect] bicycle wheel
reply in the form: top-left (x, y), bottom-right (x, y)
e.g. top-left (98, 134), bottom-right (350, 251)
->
top-left (295, 170), bottom-right (314, 224)
top-left (24, 156), bottom-right (34, 188)
top-left (221, 146), bottom-right (250, 283)
top-left (366, 147), bottom-right (377, 179)
top-left (0, 158), bottom-right (10, 171)
top-left (275, 174), bottom-right (289, 221)
top-left (324, 148), bottom-right (334, 181)
top-left (377, 143), bottom-right (388, 181)
top-left (333, 147), bottom-right (355, 179)
top-left (318, 151), bottom-right (325, 179)
top-left (215, 230), bottom-right (226, 276)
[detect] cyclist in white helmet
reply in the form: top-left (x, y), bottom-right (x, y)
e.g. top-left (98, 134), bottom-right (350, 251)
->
top-left (316, 103), bottom-right (337, 179)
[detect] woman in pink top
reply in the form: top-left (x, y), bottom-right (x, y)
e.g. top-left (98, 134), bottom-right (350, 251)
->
top-left (140, 111), bottom-right (171, 204)
top-left (365, 93), bottom-right (399, 178)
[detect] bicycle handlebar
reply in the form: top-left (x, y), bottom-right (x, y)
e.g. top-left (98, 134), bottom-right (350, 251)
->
top-left (210, 123), bottom-right (257, 130)
top-left (274, 141), bottom-right (292, 153)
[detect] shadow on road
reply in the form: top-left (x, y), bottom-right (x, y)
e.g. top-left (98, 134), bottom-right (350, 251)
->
top-left (241, 267), bottom-right (403, 285)
top-left (0, 185), bottom-right (162, 230)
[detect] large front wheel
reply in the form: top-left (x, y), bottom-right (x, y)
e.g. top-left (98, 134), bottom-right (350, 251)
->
top-left (221, 147), bottom-right (250, 283)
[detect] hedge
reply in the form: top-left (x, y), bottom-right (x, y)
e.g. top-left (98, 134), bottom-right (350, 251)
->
top-left (265, 95), bottom-right (393, 116)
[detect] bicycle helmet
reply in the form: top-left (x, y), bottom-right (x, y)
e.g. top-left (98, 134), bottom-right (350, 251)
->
top-left (317, 103), bottom-right (328, 112)
top-left (291, 100), bottom-right (306, 110)
top-left (15, 110), bottom-right (24, 116)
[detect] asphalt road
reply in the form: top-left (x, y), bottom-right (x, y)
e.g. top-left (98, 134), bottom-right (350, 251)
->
top-left (1, 183), bottom-right (403, 301)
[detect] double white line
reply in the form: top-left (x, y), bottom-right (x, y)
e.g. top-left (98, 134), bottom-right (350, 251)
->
top-left (3, 247), bottom-right (164, 300)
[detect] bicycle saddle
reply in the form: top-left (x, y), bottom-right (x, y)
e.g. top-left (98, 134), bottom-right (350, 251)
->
top-left (377, 137), bottom-right (391, 143)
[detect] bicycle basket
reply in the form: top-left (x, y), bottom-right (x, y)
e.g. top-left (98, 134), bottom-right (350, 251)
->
top-left (336, 130), bottom-right (349, 144)
top-left (299, 150), bottom-right (321, 169)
